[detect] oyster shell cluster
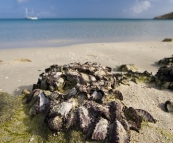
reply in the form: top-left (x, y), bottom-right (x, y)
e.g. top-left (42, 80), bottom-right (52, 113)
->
top-left (26, 62), bottom-right (156, 143)
top-left (156, 56), bottom-right (173, 112)
top-left (155, 56), bottom-right (173, 90)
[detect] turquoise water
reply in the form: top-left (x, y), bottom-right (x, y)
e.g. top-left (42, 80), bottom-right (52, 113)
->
top-left (0, 19), bottom-right (173, 49)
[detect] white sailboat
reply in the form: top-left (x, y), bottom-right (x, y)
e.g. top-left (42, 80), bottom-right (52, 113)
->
top-left (25, 8), bottom-right (38, 20)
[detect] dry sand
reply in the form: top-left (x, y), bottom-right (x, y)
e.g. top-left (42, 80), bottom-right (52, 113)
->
top-left (0, 41), bottom-right (173, 142)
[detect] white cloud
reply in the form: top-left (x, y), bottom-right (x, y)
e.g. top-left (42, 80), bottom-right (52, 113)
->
top-left (132, 1), bottom-right (151, 14)
top-left (17, 0), bottom-right (29, 3)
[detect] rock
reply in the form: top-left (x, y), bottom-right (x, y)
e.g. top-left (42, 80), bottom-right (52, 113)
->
top-left (162, 38), bottom-right (172, 42)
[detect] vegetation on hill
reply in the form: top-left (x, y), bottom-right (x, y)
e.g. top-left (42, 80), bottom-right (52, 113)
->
top-left (154, 12), bottom-right (173, 19)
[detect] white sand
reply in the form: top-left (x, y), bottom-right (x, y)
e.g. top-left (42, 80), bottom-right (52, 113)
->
top-left (0, 41), bottom-right (173, 142)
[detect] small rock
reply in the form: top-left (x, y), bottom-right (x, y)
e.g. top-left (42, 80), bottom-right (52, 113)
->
top-left (162, 38), bottom-right (172, 42)
top-left (22, 89), bottom-right (31, 95)
top-left (29, 137), bottom-right (34, 142)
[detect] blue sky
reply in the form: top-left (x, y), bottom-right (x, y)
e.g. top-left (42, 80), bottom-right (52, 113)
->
top-left (0, 0), bottom-right (172, 19)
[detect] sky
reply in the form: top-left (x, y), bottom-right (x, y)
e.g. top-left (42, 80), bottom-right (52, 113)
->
top-left (0, 0), bottom-right (172, 19)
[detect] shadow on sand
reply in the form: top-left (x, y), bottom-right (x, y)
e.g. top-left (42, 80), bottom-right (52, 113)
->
top-left (13, 85), bottom-right (33, 96)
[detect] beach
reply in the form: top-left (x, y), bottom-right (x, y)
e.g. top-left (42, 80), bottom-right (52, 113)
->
top-left (0, 41), bottom-right (173, 142)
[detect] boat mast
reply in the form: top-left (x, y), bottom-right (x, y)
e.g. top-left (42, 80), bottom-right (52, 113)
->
top-left (25, 8), bottom-right (38, 20)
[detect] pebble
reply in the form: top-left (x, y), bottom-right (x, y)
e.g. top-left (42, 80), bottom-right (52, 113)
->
top-left (29, 137), bottom-right (34, 142)
top-left (15, 88), bottom-right (19, 91)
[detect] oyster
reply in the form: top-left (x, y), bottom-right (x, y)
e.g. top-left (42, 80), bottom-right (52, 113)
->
top-left (39, 92), bottom-right (49, 111)
top-left (65, 109), bottom-right (78, 130)
top-left (84, 101), bottom-right (110, 120)
top-left (92, 118), bottom-right (108, 140)
top-left (78, 106), bottom-right (91, 132)
top-left (66, 87), bottom-right (77, 99)
top-left (49, 99), bottom-right (75, 118)
top-left (109, 120), bottom-right (130, 143)
top-left (47, 115), bottom-right (63, 132)
top-left (164, 100), bottom-right (173, 112)
top-left (90, 90), bottom-right (104, 103)
top-left (136, 109), bottom-right (157, 123)
top-left (29, 92), bottom-right (49, 116)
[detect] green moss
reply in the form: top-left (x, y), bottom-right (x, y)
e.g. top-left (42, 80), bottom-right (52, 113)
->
top-left (118, 64), bottom-right (138, 72)
top-left (141, 122), bottom-right (173, 142)
top-left (156, 127), bottom-right (173, 140)
top-left (0, 92), bottom-right (50, 142)
top-left (0, 92), bottom-right (62, 142)
top-left (162, 38), bottom-right (172, 42)
top-left (0, 92), bottom-right (108, 143)
top-left (0, 92), bottom-right (20, 124)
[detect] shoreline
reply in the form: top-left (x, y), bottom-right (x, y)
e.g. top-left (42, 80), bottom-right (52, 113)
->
top-left (0, 41), bottom-right (173, 142)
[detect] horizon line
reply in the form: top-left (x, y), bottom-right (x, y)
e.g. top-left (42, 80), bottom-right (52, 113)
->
top-left (0, 18), bottom-right (155, 20)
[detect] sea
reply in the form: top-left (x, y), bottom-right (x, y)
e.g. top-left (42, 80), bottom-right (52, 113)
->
top-left (0, 19), bottom-right (173, 49)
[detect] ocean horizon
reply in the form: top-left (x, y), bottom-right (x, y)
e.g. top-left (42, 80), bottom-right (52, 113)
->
top-left (0, 18), bottom-right (173, 49)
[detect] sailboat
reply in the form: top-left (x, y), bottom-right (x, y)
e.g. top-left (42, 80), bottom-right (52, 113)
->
top-left (25, 8), bottom-right (38, 20)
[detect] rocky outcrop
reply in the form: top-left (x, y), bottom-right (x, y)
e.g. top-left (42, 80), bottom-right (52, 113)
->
top-left (154, 11), bottom-right (173, 19)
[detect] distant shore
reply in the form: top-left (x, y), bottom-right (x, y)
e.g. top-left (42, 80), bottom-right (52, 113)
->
top-left (0, 41), bottom-right (173, 142)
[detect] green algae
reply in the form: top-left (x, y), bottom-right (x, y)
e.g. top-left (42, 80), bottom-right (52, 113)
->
top-left (158, 128), bottom-right (173, 141)
top-left (141, 122), bottom-right (173, 142)
top-left (0, 92), bottom-right (20, 124)
top-left (0, 92), bottom-right (67, 142)
top-left (0, 92), bottom-right (106, 143)
top-left (118, 64), bottom-right (138, 72)
top-left (0, 92), bottom-right (50, 143)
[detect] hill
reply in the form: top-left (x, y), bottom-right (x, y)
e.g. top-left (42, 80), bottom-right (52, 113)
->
top-left (154, 11), bottom-right (173, 19)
